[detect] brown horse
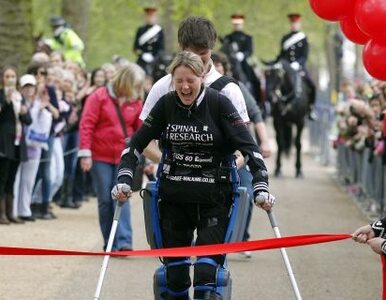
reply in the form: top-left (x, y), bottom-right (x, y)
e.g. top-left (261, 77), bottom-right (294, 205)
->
top-left (33, 33), bottom-right (52, 55)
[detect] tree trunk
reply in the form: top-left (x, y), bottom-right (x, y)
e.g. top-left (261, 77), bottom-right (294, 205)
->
top-left (61, 0), bottom-right (91, 44)
top-left (354, 44), bottom-right (364, 80)
top-left (0, 0), bottom-right (33, 72)
top-left (325, 23), bottom-right (342, 104)
top-left (160, 0), bottom-right (176, 54)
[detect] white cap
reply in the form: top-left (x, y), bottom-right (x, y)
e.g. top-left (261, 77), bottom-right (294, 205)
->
top-left (19, 74), bottom-right (37, 87)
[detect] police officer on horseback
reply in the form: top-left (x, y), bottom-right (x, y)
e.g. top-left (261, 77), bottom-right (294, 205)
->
top-left (278, 13), bottom-right (317, 120)
top-left (47, 16), bottom-right (85, 67)
top-left (133, 7), bottom-right (165, 76)
top-left (222, 15), bottom-right (262, 108)
top-left (223, 15), bottom-right (252, 69)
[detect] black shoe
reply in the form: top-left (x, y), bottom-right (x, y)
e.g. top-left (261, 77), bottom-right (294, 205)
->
top-left (19, 216), bottom-right (36, 222)
top-left (37, 213), bottom-right (56, 220)
top-left (118, 247), bottom-right (132, 251)
top-left (73, 201), bottom-right (82, 208)
top-left (36, 211), bottom-right (57, 220)
top-left (60, 201), bottom-right (79, 209)
top-left (295, 170), bottom-right (304, 178)
top-left (308, 110), bottom-right (318, 121)
top-left (274, 168), bottom-right (282, 178)
top-left (30, 203), bottom-right (42, 214)
top-left (112, 248), bottom-right (133, 258)
top-left (7, 216), bottom-right (25, 224)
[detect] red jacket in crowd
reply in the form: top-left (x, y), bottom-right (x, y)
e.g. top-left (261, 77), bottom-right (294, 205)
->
top-left (79, 86), bottom-right (143, 164)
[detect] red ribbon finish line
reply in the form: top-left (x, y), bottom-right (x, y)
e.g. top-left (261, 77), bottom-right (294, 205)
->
top-left (382, 256), bottom-right (386, 300)
top-left (0, 233), bottom-right (350, 257)
top-left (4, 233), bottom-right (386, 299)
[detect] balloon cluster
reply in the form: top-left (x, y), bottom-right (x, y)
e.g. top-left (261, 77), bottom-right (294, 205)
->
top-left (309, 0), bottom-right (386, 80)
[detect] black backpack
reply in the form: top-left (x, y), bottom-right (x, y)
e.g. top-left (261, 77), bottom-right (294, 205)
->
top-left (209, 75), bottom-right (238, 92)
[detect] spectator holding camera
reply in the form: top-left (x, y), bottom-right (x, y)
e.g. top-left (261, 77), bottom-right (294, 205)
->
top-left (27, 63), bottom-right (60, 220)
top-left (0, 66), bottom-right (32, 224)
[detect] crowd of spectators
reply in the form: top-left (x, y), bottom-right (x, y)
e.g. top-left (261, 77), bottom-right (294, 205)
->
top-left (0, 48), bottom-right (138, 224)
top-left (335, 79), bottom-right (386, 159)
top-left (333, 79), bottom-right (386, 207)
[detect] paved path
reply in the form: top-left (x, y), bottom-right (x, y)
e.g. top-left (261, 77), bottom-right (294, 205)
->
top-left (0, 149), bottom-right (381, 300)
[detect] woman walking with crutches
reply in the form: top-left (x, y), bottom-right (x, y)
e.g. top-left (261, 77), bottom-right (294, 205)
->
top-left (111, 51), bottom-right (275, 300)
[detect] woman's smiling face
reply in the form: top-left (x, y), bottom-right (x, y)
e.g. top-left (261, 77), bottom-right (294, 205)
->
top-left (172, 65), bottom-right (202, 105)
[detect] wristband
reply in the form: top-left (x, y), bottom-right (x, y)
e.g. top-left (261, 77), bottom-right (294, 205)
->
top-left (382, 240), bottom-right (386, 255)
top-left (371, 220), bottom-right (386, 238)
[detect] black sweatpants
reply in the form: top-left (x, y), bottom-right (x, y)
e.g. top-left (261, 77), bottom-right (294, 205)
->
top-left (159, 198), bottom-right (231, 294)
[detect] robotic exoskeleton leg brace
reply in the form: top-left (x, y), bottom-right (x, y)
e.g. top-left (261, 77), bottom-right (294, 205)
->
top-left (140, 159), bottom-right (248, 300)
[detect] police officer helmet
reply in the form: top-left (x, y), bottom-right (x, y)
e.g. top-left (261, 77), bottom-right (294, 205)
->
top-left (287, 13), bottom-right (301, 23)
top-left (50, 16), bottom-right (66, 27)
top-left (144, 7), bottom-right (157, 15)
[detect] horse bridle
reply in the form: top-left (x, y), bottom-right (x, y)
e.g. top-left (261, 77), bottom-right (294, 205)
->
top-left (266, 62), bottom-right (294, 102)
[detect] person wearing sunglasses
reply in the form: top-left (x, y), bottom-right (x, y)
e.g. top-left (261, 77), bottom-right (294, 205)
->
top-left (27, 63), bottom-right (60, 220)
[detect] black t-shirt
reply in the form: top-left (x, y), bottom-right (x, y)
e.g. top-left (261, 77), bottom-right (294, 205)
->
top-left (118, 87), bottom-right (268, 203)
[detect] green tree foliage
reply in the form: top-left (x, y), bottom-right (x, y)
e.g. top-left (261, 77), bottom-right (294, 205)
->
top-left (29, 0), bottom-right (327, 70)
top-left (31, 0), bottom-right (61, 37)
top-left (62, 0), bottom-right (91, 43)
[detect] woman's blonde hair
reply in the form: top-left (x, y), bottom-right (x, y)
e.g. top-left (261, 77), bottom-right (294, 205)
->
top-left (167, 51), bottom-right (204, 78)
top-left (111, 63), bottom-right (145, 99)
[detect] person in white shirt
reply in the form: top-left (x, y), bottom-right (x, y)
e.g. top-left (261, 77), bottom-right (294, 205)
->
top-left (14, 75), bottom-right (53, 221)
top-left (140, 16), bottom-right (249, 163)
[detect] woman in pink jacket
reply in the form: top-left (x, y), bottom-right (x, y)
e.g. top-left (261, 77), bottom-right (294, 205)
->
top-left (79, 64), bottom-right (144, 251)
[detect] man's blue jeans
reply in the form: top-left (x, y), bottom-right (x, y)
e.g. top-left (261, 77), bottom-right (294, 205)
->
top-left (36, 136), bottom-right (54, 205)
top-left (91, 161), bottom-right (133, 251)
top-left (238, 165), bottom-right (254, 241)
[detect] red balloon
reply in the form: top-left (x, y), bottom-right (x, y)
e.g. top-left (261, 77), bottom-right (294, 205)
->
top-left (309, 0), bottom-right (354, 21)
top-left (362, 38), bottom-right (386, 81)
top-left (355, 0), bottom-right (386, 37)
top-left (340, 15), bottom-right (370, 45)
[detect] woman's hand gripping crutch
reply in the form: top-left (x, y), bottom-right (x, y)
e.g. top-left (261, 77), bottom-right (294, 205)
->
top-left (93, 184), bottom-right (132, 300)
top-left (255, 192), bottom-right (302, 300)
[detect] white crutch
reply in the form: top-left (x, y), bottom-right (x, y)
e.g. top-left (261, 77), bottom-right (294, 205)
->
top-left (93, 201), bottom-right (124, 300)
top-left (257, 198), bottom-right (302, 300)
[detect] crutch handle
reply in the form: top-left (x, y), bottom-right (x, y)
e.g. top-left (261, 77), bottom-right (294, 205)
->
top-left (256, 195), bottom-right (279, 228)
top-left (255, 194), bottom-right (266, 205)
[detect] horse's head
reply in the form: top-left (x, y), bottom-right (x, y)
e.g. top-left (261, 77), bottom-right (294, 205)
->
top-left (33, 33), bottom-right (52, 55)
top-left (152, 53), bottom-right (173, 82)
top-left (263, 58), bottom-right (310, 122)
top-left (262, 59), bottom-right (284, 103)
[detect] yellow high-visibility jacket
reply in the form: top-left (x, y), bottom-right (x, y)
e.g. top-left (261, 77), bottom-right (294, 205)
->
top-left (47, 28), bottom-right (85, 67)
